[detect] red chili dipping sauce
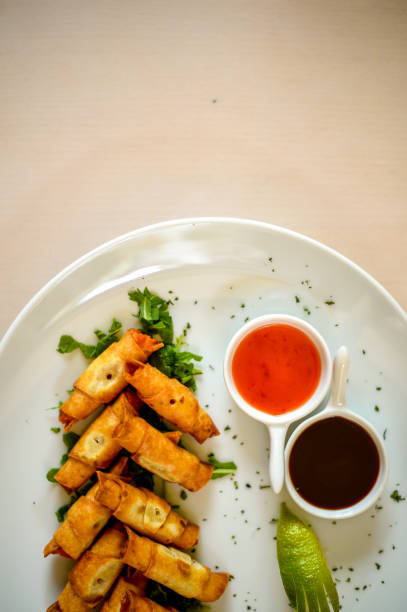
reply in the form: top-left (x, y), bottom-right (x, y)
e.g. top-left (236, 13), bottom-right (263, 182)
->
top-left (231, 323), bottom-right (321, 416)
top-left (289, 417), bottom-right (380, 509)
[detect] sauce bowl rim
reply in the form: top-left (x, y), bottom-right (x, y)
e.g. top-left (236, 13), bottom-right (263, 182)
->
top-left (284, 407), bottom-right (389, 519)
top-left (223, 313), bottom-right (332, 426)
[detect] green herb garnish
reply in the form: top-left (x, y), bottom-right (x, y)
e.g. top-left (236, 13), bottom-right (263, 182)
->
top-left (130, 288), bottom-right (202, 389)
top-left (129, 287), bottom-right (173, 344)
top-left (46, 432), bottom-right (80, 481)
top-left (46, 400), bottom-right (63, 411)
top-left (208, 453), bottom-right (237, 479)
top-left (149, 335), bottom-right (202, 391)
top-left (390, 489), bottom-right (405, 502)
top-left (46, 468), bottom-right (59, 483)
top-left (57, 318), bottom-right (122, 359)
top-left (62, 432), bottom-right (80, 451)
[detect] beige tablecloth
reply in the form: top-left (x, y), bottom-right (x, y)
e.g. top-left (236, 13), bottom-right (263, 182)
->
top-left (1, 0), bottom-right (406, 337)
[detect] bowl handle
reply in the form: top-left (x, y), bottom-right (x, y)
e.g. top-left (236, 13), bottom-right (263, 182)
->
top-left (267, 424), bottom-right (288, 494)
top-left (328, 345), bottom-right (349, 409)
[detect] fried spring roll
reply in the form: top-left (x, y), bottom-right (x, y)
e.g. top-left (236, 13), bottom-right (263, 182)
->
top-left (118, 592), bottom-right (179, 612)
top-left (59, 330), bottom-right (163, 431)
top-left (123, 362), bottom-right (219, 443)
top-left (44, 457), bottom-right (128, 560)
top-left (46, 582), bottom-right (94, 611)
top-left (113, 411), bottom-right (213, 491)
top-left (54, 458), bottom-right (96, 493)
top-left (121, 528), bottom-right (229, 602)
top-left (55, 390), bottom-right (140, 491)
top-left (95, 472), bottom-right (199, 549)
top-left (100, 571), bottom-right (148, 612)
top-left (69, 526), bottom-right (126, 604)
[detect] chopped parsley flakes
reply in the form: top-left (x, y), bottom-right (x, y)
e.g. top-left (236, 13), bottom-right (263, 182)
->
top-left (129, 287), bottom-right (174, 344)
top-left (208, 453), bottom-right (237, 479)
top-left (390, 489), bottom-right (405, 502)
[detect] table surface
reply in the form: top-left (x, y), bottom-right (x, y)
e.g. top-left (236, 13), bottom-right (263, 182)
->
top-left (1, 0), bottom-right (406, 339)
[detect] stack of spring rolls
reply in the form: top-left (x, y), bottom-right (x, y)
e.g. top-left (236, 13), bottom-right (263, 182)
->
top-left (45, 329), bottom-right (229, 611)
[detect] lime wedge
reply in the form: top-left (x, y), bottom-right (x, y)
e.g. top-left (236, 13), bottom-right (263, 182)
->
top-left (276, 503), bottom-right (339, 612)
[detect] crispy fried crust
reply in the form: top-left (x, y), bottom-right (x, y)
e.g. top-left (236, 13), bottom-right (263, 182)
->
top-left (47, 583), bottom-right (95, 612)
top-left (44, 457), bottom-right (128, 560)
top-left (121, 528), bottom-right (229, 602)
top-left (113, 411), bottom-right (213, 491)
top-left (69, 527), bottom-right (126, 603)
top-left (55, 390), bottom-right (139, 492)
top-left (54, 457), bottom-right (96, 493)
top-left (59, 330), bottom-right (162, 430)
top-left (95, 472), bottom-right (199, 549)
top-left (100, 573), bottom-right (148, 612)
top-left (123, 362), bottom-right (219, 443)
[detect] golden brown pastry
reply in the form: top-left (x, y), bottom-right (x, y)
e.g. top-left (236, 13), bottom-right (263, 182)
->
top-left (100, 571), bottom-right (148, 612)
top-left (113, 410), bottom-right (213, 491)
top-left (59, 330), bottom-right (162, 431)
top-left (55, 390), bottom-right (140, 491)
top-left (44, 457), bottom-right (128, 560)
top-left (95, 472), bottom-right (199, 549)
top-left (68, 526), bottom-right (126, 604)
top-left (121, 527), bottom-right (229, 602)
top-left (123, 362), bottom-right (219, 443)
top-left (46, 582), bottom-right (94, 611)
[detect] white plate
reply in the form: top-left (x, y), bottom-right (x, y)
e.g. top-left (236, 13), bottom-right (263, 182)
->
top-left (0, 217), bottom-right (406, 611)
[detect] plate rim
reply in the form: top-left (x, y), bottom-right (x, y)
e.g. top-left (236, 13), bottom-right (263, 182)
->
top-left (1, 216), bottom-right (406, 354)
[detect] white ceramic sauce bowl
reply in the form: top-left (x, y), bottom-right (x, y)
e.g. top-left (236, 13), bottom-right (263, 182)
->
top-left (284, 346), bottom-right (389, 519)
top-left (223, 314), bottom-right (332, 493)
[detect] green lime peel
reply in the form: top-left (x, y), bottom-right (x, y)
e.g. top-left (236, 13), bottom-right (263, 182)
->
top-left (277, 503), bottom-right (339, 612)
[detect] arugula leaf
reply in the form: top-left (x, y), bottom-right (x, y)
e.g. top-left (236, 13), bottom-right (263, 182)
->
top-left (129, 287), bottom-right (174, 344)
top-left (57, 318), bottom-right (122, 359)
top-left (208, 453), bottom-right (237, 480)
top-left (146, 581), bottom-right (210, 612)
top-left (149, 335), bottom-right (202, 391)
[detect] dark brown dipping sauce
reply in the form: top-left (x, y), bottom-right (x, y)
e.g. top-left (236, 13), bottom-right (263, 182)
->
top-left (289, 417), bottom-right (380, 509)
